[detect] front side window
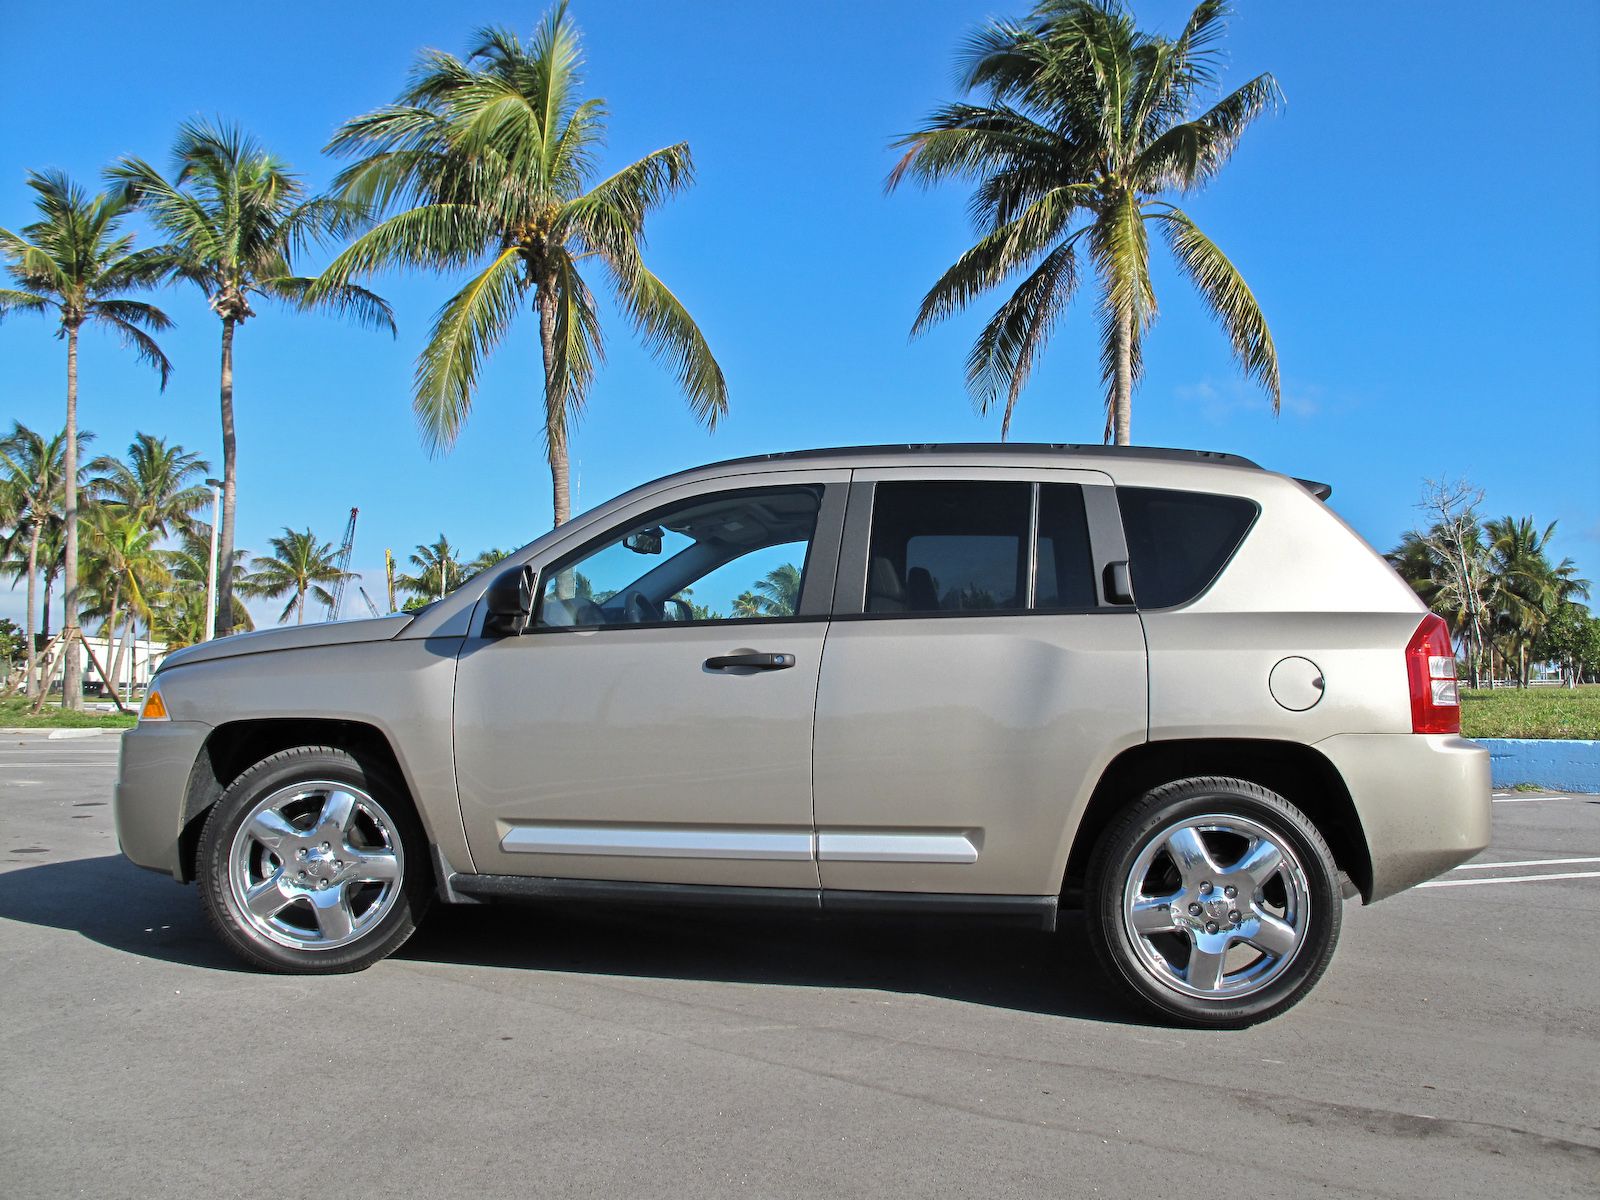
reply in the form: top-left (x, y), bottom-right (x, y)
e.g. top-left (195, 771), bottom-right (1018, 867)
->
top-left (537, 487), bottom-right (820, 629)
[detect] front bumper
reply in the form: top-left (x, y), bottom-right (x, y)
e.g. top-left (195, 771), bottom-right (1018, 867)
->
top-left (1315, 733), bottom-right (1491, 901)
top-left (114, 719), bottom-right (212, 880)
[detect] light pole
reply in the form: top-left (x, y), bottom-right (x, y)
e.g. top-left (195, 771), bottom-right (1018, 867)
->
top-left (203, 478), bottom-right (223, 642)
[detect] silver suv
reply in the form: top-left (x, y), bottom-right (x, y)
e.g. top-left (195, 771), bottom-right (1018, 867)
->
top-left (114, 445), bottom-right (1489, 1026)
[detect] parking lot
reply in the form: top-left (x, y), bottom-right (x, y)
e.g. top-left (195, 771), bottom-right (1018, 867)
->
top-left (1, 730), bottom-right (1596, 1198)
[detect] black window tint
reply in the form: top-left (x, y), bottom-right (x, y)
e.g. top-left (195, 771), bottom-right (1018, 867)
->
top-left (867, 482), bottom-right (1030, 614)
top-left (1035, 484), bottom-right (1097, 609)
top-left (1118, 487), bottom-right (1257, 608)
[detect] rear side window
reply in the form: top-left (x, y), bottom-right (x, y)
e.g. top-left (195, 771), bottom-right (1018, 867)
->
top-left (1035, 483), bottom-right (1097, 610)
top-left (1118, 487), bottom-right (1257, 608)
top-left (867, 482), bottom-right (1029, 613)
top-left (865, 481), bottom-right (1100, 615)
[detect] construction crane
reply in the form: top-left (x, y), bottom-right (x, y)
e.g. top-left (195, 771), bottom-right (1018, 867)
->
top-left (357, 586), bottom-right (382, 619)
top-left (324, 507), bottom-right (359, 622)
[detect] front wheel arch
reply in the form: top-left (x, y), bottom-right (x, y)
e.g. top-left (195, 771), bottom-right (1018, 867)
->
top-left (179, 718), bottom-right (420, 883)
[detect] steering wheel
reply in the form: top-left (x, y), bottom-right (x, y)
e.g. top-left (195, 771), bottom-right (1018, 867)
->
top-left (624, 590), bottom-right (663, 624)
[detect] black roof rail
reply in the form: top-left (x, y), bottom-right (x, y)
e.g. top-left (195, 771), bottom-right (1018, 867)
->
top-left (686, 443), bottom-right (1264, 473)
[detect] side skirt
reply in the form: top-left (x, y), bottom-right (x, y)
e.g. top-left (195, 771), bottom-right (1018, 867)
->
top-left (439, 864), bottom-right (1057, 932)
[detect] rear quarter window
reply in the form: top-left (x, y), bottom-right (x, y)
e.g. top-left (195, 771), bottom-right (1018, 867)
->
top-left (1118, 487), bottom-right (1258, 609)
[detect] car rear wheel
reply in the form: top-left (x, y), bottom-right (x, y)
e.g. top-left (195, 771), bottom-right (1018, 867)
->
top-left (197, 746), bottom-right (431, 973)
top-left (1086, 777), bottom-right (1343, 1028)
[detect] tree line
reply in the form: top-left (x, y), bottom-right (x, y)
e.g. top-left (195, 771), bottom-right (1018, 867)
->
top-left (0, 423), bottom-right (508, 698)
top-left (1389, 479), bottom-right (1596, 688)
top-left (3, 1), bottom-right (1290, 707)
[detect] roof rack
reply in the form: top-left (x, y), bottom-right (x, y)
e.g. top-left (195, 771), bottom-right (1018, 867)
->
top-left (689, 443), bottom-right (1264, 473)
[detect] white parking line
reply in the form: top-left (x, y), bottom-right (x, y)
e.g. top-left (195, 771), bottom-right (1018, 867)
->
top-left (1418, 870), bottom-right (1600, 888)
top-left (1492, 795), bottom-right (1571, 803)
top-left (1452, 856), bottom-right (1600, 871)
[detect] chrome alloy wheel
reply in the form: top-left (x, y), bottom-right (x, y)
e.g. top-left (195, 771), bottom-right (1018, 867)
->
top-left (226, 780), bottom-right (405, 952)
top-left (1121, 813), bottom-right (1311, 1001)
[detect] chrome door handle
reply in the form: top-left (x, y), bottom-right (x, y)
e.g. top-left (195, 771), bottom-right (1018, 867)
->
top-left (704, 651), bottom-right (796, 671)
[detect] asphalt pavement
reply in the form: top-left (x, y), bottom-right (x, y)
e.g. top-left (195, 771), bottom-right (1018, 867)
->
top-left (2, 730), bottom-right (1596, 1198)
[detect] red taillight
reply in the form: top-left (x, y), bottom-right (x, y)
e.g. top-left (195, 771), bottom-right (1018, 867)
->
top-left (1406, 613), bottom-right (1460, 734)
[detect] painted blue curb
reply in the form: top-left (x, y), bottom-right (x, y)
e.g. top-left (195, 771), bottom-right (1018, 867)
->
top-left (1471, 738), bottom-right (1600, 793)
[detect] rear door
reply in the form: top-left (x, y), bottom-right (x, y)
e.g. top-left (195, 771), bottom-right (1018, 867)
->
top-left (811, 467), bottom-right (1148, 898)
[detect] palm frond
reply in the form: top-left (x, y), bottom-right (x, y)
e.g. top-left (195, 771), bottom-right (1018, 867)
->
top-left (91, 312), bottom-right (174, 390)
top-left (266, 276), bottom-right (397, 334)
top-left (912, 188), bottom-right (1089, 334)
top-left (609, 261), bottom-right (726, 430)
top-left (964, 239), bottom-right (1080, 439)
top-left (1135, 72), bottom-right (1281, 191)
top-left (1155, 205), bottom-right (1279, 410)
top-left (313, 204), bottom-right (494, 289)
top-left (412, 246), bottom-right (528, 453)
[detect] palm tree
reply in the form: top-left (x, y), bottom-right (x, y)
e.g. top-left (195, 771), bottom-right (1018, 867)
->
top-left (889, 0), bottom-right (1280, 442)
top-left (80, 505), bottom-right (170, 695)
top-left (0, 423), bottom-right (83, 695)
top-left (468, 547), bottom-right (511, 576)
top-left (1484, 517), bottom-right (1591, 686)
top-left (89, 432), bottom-right (211, 539)
top-left (34, 519), bottom-right (68, 643)
top-left (316, 5), bottom-right (727, 527)
top-left (754, 563), bottom-right (803, 617)
top-left (160, 528), bottom-right (254, 634)
top-left (241, 527), bottom-right (349, 625)
top-left (396, 534), bottom-right (466, 601)
top-left (110, 120), bottom-right (395, 639)
top-left (731, 591), bottom-right (764, 619)
top-left (0, 171), bottom-right (172, 706)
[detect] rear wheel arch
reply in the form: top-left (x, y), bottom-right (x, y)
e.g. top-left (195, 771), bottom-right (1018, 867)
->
top-left (1063, 739), bottom-right (1373, 905)
top-left (178, 718), bottom-right (423, 883)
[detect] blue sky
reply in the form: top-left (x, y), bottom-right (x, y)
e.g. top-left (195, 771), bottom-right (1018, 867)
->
top-left (3, 0), bottom-right (1597, 629)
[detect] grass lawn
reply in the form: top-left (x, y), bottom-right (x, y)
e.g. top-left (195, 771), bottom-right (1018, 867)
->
top-left (4, 686), bottom-right (1594, 738)
top-left (0, 696), bottom-right (138, 730)
top-left (1460, 686), bottom-right (1600, 740)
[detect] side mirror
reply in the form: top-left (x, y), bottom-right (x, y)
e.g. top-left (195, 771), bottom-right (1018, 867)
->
top-left (483, 564), bottom-right (537, 638)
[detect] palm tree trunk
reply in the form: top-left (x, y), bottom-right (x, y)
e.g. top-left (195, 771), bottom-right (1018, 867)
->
top-left (109, 594), bottom-right (133, 699)
top-left (1113, 306), bottom-right (1133, 447)
top-left (296, 581), bottom-right (306, 625)
top-left (537, 290), bottom-right (572, 527)
top-left (112, 611), bottom-right (134, 700)
top-left (62, 325), bottom-right (83, 709)
top-left (103, 583), bottom-right (122, 699)
top-left (41, 570), bottom-right (52, 641)
top-left (215, 316), bottom-right (239, 637)
top-left (23, 519), bottom-right (39, 698)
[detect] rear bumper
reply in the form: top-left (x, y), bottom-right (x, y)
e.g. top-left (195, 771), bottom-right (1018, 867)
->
top-left (1315, 733), bottom-right (1491, 901)
top-left (114, 719), bottom-right (211, 880)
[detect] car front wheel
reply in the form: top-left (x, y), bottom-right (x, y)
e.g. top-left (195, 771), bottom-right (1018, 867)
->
top-left (1086, 777), bottom-right (1343, 1028)
top-left (197, 746), bottom-right (431, 973)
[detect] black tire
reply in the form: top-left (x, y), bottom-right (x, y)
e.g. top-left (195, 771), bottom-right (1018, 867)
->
top-left (197, 745), bottom-right (432, 973)
top-left (1085, 776), bottom-right (1343, 1028)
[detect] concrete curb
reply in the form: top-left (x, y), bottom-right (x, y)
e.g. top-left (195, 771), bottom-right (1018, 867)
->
top-left (1472, 738), bottom-right (1600, 792)
top-left (0, 727), bottom-right (124, 739)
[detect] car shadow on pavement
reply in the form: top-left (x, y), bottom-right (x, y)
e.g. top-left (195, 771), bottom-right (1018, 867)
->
top-left (0, 853), bottom-right (1151, 1024)
top-left (0, 854), bottom-right (245, 971)
top-left (399, 900), bottom-right (1152, 1025)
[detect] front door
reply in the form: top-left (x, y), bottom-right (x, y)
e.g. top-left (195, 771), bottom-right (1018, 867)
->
top-left (453, 474), bottom-right (846, 887)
